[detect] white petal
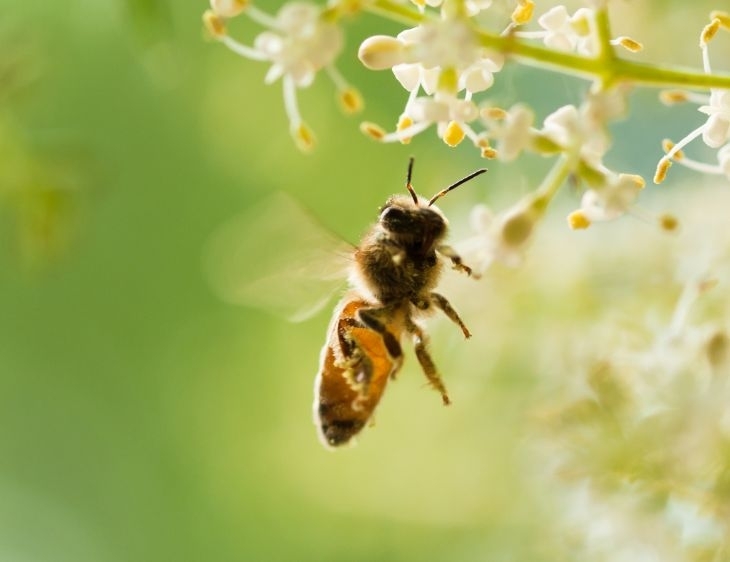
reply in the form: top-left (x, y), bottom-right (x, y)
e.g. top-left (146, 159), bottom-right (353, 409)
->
top-left (538, 5), bottom-right (570, 31)
top-left (392, 64), bottom-right (421, 91)
top-left (703, 114), bottom-right (730, 148)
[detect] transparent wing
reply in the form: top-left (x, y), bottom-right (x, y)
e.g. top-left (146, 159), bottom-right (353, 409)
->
top-left (203, 192), bottom-right (354, 322)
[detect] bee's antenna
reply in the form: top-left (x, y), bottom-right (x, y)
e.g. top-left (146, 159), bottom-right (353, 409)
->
top-left (405, 157), bottom-right (419, 205)
top-left (427, 168), bottom-right (488, 207)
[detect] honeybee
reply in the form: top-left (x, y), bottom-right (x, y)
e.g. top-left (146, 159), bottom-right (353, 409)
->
top-left (314, 158), bottom-right (486, 448)
top-left (203, 158), bottom-right (485, 449)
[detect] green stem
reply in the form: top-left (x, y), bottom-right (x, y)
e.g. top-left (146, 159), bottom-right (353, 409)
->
top-left (365, 1), bottom-right (730, 91)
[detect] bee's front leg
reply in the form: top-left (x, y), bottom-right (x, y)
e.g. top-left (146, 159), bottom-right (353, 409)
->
top-left (436, 244), bottom-right (473, 277)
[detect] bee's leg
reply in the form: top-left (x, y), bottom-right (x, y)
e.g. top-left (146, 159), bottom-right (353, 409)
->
top-left (436, 244), bottom-right (473, 277)
top-left (404, 315), bottom-right (450, 405)
top-left (356, 307), bottom-right (403, 360)
top-left (430, 292), bottom-right (471, 339)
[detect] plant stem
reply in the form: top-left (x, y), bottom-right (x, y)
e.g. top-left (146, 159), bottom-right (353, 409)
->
top-left (365, 1), bottom-right (730, 91)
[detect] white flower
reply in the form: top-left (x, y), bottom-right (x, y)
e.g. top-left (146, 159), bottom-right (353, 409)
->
top-left (362, 90), bottom-right (480, 148)
top-left (411, 0), bottom-right (493, 16)
top-left (698, 89), bottom-right (730, 148)
top-left (517, 5), bottom-right (596, 55)
top-left (579, 173), bottom-right (644, 222)
top-left (482, 103), bottom-right (535, 161)
top-left (655, 29), bottom-right (730, 182)
top-left (253, 3), bottom-right (343, 87)
top-left (542, 104), bottom-right (609, 166)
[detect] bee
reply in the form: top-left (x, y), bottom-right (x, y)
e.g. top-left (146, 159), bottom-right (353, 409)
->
top-left (314, 158), bottom-right (486, 448)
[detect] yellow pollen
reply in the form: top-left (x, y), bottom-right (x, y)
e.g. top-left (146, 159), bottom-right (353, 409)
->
top-left (481, 147), bottom-right (498, 159)
top-left (360, 121), bottom-right (386, 141)
top-left (710, 10), bottom-right (730, 30)
top-left (616, 36), bottom-right (643, 52)
top-left (701, 18), bottom-right (721, 45)
top-left (203, 10), bottom-right (227, 38)
top-left (659, 90), bottom-right (690, 105)
top-left (480, 107), bottom-right (507, 120)
top-left (396, 114), bottom-right (414, 145)
top-left (338, 87), bottom-right (363, 114)
top-left (443, 121), bottom-right (465, 147)
top-left (567, 210), bottom-right (591, 230)
top-left (659, 213), bottom-right (679, 232)
top-left (511, 0), bottom-right (534, 25)
top-left (653, 159), bottom-right (671, 184)
top-left (292, 123), bottom-right (316, 152)
top-left (662, 139), bottom-right (684, 160)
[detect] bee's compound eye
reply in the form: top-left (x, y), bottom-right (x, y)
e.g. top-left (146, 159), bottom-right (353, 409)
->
top-left (379, 206), bottom-right (406, 226)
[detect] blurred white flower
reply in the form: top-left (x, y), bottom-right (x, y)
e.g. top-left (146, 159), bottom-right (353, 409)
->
top-left (579, 173), bottom-right (644, 222)
top-left (481, 103), bottom-right (535, 161)
top-left (515, 5), bottom-right (596, 55)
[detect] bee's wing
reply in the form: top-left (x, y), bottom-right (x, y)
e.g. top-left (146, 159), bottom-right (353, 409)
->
top-left (203, 192), bottom-right (354, 322)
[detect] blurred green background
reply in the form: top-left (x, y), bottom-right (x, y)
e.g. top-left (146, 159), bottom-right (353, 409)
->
top-left (0, 1), bottom-right (726, 561)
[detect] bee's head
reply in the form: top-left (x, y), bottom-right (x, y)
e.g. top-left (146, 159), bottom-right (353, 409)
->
top-left (378, 196), bottom-right (447, 242)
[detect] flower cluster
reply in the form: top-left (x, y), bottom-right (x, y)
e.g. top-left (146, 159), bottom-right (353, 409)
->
top-left (655, 12), bottom-right (730, 183)
top-left (535, 272), bottom-right (730, 560)
top-left (202, 0), bottom-right (362, 151)
top-left (202, 1), bottom-right (730, 265)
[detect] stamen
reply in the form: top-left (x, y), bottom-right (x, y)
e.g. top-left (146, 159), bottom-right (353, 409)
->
top-left (611, 36), bottom-right (643, 53)
top-left (221, 35), bottom-right (268, 60)
top-left (203, 10), bottom-right (227, 38)
top-left (567, 210), bottom-right (591, 230)
top-left (512, 0), bottom-right (535, 25)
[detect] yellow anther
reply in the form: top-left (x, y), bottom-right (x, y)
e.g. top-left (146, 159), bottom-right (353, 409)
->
top-left (659, 213), bottom-right (679, 232)
top-left (338, 87), bottom-right (363, 114)
top-left (210, 0), bottom-right (248, 18)
top-left (480, 107), bottom-right (507, 120)
top-left (616, 36), bottom-right (643, 53)
top-left (567, 210), bottom-right (591, 230)
top-left (292, 123), bottom-right (316, 152)
top-left (653, 158), bottom-right (671, 184)
top-left (481, 147), bottom-right (498, 159)
top-left (710, 10), bottom-right (730, 30)
top-left (618, 173), bottom-right (646, 189)
top-left (659, 90), bottom-right (690, 105)
top-left (662, 139), bottom-right (684, 160)
top-left (511, 0), bottom-right (534, 25)
top-left (396, 114), bottom-right (414, 145)
top-left (701, 18), bottom-right (721, 45)
top-left (442, 121), bottom-right (465, 147)
top-left (360, 121), bottom-right (386, 140)
top-left (203, 10), bottom-right (227, 38)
